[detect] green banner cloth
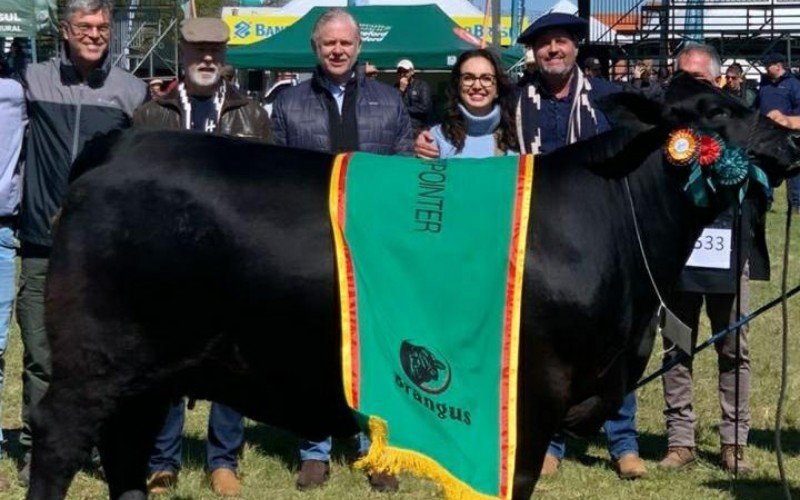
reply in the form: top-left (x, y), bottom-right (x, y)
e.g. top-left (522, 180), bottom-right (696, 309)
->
top-left (0, 0), bottom-right (35, 37)
top-left (330, 152), bottom-right (534, 499)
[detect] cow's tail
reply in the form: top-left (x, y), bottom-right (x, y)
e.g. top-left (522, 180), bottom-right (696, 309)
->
top-left (69, 129), bottom-right (125, 183)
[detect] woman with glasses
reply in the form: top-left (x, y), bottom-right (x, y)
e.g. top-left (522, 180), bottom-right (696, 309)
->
top-left (429, 49), bottom-right (518, 158)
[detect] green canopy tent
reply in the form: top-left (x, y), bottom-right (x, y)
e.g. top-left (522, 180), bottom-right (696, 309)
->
top-left (227, 4), bottom-right (480, 70)
top-left (0, 0), bottom-right (36, 38)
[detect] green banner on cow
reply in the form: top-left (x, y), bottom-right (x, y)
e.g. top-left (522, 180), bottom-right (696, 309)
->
top-left (0, 0), bottom-right (36, 37)
top-left (330, 152), bottom-right (534, 499)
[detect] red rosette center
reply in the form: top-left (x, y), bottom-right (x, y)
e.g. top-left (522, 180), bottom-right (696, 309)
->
top-left (698, 134), bottom-right (722, 168)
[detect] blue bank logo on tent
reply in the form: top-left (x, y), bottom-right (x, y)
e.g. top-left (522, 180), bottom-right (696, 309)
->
top-left (234, 21), bottom-right (250, 39)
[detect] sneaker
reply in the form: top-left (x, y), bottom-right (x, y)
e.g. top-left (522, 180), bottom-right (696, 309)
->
top-left (721, 445), bottom-right (754, 475)
top-left (540, 453), bottom-right (561, 477)
top-left (147, 470), bottom-right (178, 495)
top-left (295, 460), bottom-right (329, 490)
top-left (368, 471), bottom-right (399, 492)
top-left (614, 452), bottom-right (647, 480)
top-left (658, 446), bottom-right (696, 469)
top-left (210, 468), bottom-right (241, 497)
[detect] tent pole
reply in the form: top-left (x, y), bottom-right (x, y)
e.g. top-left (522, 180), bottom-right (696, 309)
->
top-left (510, 0), bottom-right (523, 44)
top-left (491, 0), bottom-right (501, 48)
top-left (480, 0), bottom-right (491, 48)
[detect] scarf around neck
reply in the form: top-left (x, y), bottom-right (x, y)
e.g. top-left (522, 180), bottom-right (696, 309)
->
top-left (458, 103), bottom-right (502, 136)
top-left (516, 67), bottom-right (599, 154)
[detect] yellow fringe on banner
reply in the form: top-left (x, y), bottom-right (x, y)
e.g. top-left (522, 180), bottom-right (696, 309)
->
top-left (354, 416), bottom-right (501, 500)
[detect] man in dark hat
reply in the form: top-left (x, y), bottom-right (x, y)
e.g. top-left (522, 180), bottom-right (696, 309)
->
top-left (758, 52), bottom-right (800, 213)
top-left (134, 17), bottom-right (271, 497)
top-left (414, 13), bottom-right (644, 479)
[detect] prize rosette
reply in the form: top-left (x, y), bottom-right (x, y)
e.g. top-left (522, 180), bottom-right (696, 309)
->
top-left (665, 129), bottom-right (699, 166)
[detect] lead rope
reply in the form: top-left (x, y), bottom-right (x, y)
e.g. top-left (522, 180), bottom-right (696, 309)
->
top-left (623, 178), bottom-right (667, 307)
top-left (776, 204), bottom-right (793, 500)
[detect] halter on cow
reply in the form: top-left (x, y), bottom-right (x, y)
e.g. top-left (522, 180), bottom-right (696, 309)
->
top-left (28, 75), bottom-right (799, 500)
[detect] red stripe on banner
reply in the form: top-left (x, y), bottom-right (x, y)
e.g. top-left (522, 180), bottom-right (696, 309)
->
top-left (338, 154), bottom-right (361, 408)
top-left (499, 157), bottom-right (528, 497)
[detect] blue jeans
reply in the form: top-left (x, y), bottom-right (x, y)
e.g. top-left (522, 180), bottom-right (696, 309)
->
top-left (787, 175), bottom-right (800, 208)
top-left (300, 434), bottom-right (371, 462)
top-left (0, 225), bottom-right (16, 455)
top-left (547, 392), bottom-right (639, 461)
top-left (148, 400), bottom-right (244, 473)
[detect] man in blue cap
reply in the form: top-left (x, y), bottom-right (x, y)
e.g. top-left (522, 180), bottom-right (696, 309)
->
top-left (414, 12), bottom-right (645, 480)
top-left (758, 52), bottom-right (800, 213)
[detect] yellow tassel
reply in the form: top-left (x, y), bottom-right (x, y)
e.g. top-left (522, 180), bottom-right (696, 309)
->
top-left (354, 416), bottom-right (500, 500)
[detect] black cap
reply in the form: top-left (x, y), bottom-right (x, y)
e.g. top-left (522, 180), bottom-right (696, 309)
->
top-left (762, 52), bottom-right (786, 65)
top-left (583, 57), bottom-right (601, 70)
top-left (516, 13), bottom-right (588, 46)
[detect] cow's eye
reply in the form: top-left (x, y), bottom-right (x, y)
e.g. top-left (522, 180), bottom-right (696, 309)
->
top-left (707, 108), bottom-right (729, 121)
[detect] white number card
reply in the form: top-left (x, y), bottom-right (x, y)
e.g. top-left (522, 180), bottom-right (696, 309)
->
top-left (685, 228), bottom-right (732, 269)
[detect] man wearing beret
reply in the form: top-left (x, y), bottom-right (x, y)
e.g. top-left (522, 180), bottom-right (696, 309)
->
top-left (134, 18), bottom-right (271, 497)
top-left (415, 12), bottom-right (645, 480)
top-left (758, 52), bottom-right (800, 213)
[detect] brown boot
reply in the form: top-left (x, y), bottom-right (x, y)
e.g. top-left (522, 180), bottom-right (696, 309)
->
top-left (658, 446), bottom-right (696, 469)
top-left (0, 471), bottom-right (10, 492)
top-left (368, 471), bottom-right (399, 492)
top-left (210, 468), bottom-right (241, 497)
top-left (295, 460), bottom-right (330, 490)
top-left (721, 445), bottom-right (754, 475)
top-left (614, 453), bottom-right (647, 480)
top-left (540, 453), bottom-right (561, 477)
top-left (147, 470), bottom-right (178, 495)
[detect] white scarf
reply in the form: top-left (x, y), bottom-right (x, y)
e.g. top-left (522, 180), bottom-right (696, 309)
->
top-left (178, 81), bottom-right (227, 132)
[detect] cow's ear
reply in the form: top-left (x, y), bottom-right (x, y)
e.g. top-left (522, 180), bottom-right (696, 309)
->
top-left (598, 92), bottom-right (666, 132)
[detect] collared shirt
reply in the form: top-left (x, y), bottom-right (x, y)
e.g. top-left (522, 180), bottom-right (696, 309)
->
top-left (326, 79), bottom-right (347, 114)
top-left (537, 88), bottom-right (574, 154)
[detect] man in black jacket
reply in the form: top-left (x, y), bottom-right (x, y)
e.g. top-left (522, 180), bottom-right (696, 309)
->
top-left (16, 0), bottom-right (146, 486)
top-left (395, 58), bottom-right (432, 136)
top-left (270, 7), bottom-right (410, 493)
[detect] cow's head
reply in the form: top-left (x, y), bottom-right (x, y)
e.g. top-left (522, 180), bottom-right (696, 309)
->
top-left (601, 73), bottom-right (800, 186)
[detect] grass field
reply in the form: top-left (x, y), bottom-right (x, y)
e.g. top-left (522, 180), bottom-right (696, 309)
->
top-left (0, 188), bottom-right (797, 499)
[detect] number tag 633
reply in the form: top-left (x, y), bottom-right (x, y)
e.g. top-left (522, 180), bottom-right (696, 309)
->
top-left (685, 228), bottom-right (732, 269)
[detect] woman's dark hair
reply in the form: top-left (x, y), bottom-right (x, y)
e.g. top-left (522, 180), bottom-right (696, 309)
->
top-left (441, 49), bottom-right (518, 154)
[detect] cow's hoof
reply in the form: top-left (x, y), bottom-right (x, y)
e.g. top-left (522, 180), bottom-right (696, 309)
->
top-left (117, 490), bottom-right (147, 500)
top-left (368, 471), bottom-right (399, 492)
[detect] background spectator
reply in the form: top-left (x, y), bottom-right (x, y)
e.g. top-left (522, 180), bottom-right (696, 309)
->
top-left (395, 58), bottom-right (433, 136)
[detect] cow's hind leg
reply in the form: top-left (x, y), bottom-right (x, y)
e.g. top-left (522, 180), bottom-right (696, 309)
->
top-left (27, 380), bottom-right (112, 500)
top-left (512, 338), bottom-right (570, 500)
top-left (97, 394), bottom-right (172, 500)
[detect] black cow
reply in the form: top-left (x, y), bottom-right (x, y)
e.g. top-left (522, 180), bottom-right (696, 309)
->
top-left (28, 75), bottom-right (799, 500)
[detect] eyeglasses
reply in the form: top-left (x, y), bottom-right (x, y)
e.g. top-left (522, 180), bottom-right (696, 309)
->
top-left (459, 73), bottom-right (496, 88)
top-left (68, 23), bottom-right (111, 37)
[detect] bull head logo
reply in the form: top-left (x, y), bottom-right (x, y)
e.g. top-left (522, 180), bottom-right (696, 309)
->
top-left (400, 340), bottom-right (451, 394)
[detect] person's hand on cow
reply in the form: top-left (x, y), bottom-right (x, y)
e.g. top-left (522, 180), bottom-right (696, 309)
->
top-left (414, 129), bottom-right (440, 159)
top-left (767, 109), bottom-right (800, 130)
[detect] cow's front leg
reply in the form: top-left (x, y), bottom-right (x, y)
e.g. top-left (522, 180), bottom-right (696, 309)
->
top-left (97, 393), bottom-right (173, 500)
top-left (27, 380), bottom-right (110, 500)
top-left (512, 336), bottom-right (570, 500)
